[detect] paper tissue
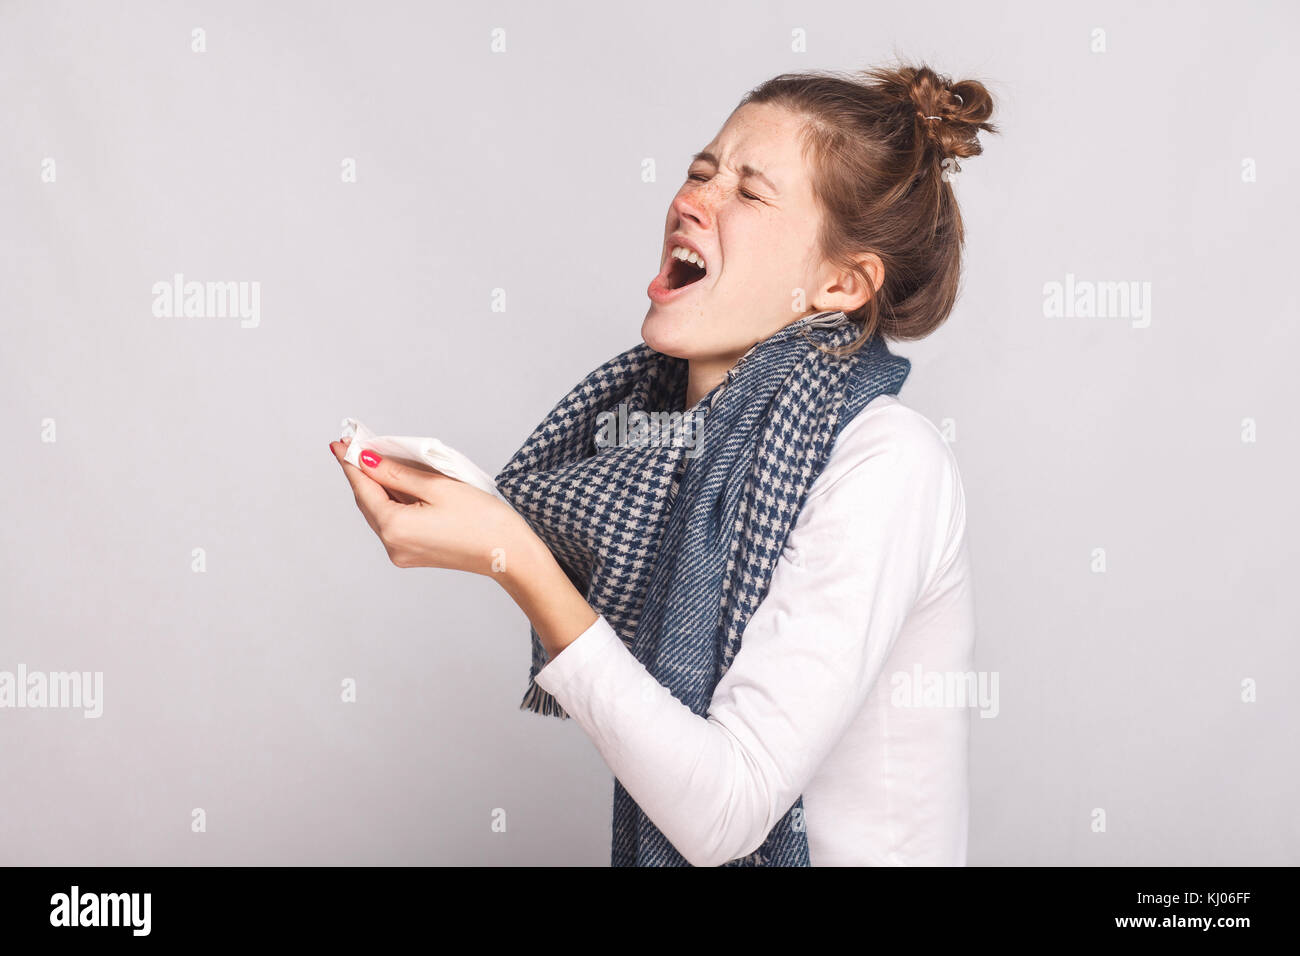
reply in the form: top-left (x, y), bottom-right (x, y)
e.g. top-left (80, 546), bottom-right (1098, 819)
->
top-left (339, 418), bottom-right (504, 500)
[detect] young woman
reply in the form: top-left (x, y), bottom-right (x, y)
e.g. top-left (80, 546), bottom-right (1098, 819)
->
top-left (330, 62), bottom-right (997, 867)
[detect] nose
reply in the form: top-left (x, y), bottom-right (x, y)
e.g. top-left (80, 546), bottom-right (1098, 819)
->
top-left (672, 186), bottom-right (713, 231)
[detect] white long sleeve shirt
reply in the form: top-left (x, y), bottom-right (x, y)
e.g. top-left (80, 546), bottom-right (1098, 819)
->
top-left (533, 392), bottom-right (976, 867)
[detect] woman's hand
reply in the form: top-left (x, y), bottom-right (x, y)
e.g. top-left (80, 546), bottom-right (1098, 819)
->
top-left (328, 436), bottom-right (599, 661)
top-left (328, 437), bottom-right (536, 577)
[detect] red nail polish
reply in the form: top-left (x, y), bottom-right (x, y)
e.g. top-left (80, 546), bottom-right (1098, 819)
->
top-left (360, 450), bottom-right (382, 468)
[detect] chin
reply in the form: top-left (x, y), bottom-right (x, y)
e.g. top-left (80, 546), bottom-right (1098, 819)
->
top-left (641, 308), bottom-right (697, 359)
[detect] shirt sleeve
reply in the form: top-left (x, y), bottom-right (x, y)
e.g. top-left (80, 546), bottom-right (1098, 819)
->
top-left (532, 402), bottom-right (962, 867)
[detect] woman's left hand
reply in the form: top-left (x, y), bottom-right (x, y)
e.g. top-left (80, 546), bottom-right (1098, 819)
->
top-left (329, 437), bottom-right (535, 577)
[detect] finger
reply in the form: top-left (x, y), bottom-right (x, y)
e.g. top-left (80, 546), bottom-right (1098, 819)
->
top-left (334, 444), bottom-right (401, 528)
top-left (354, 449), bottom-right (442, 501)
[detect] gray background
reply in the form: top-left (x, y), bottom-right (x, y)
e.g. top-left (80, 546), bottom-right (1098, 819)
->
top-left (1, 0), bottom-right (1296, 865)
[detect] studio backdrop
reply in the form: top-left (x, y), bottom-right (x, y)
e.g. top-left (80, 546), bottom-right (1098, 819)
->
top-left (1, 0), bottom-right (1296, 865)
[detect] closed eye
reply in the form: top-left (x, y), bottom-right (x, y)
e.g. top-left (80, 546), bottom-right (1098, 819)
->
top-left (687, 173), bottom-right (761, 201)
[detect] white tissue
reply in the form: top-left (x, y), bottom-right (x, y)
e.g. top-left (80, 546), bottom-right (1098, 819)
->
top-left (339, 418), bottom-right (504, 499)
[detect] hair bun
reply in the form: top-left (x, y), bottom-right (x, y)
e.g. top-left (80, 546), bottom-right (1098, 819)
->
top-left (863, 63), bottom-right (997, 165)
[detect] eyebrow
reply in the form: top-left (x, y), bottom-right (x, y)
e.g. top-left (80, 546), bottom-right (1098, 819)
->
top-left (691, 150), bottom-right (780, 195)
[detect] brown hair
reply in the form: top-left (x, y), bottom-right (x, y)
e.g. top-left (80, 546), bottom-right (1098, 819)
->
top-left (736, 61), bottom-right (998, 355)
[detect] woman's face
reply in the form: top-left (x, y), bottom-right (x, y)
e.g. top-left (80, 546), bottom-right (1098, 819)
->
top-left (642, 101), bottom-right (844, 363)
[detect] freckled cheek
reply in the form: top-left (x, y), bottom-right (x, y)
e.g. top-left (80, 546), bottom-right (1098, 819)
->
top-left (691, 191), bottom-right (719, 216)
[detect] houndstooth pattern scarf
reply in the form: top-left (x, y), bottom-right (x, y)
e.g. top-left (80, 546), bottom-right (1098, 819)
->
top-left (494, 311), bottom-right (911, 866)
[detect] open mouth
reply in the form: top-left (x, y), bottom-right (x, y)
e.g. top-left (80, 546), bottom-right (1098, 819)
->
top-left (665, 256), bottom-right (706, 290)
top-left (648, 241), bottom-right (712, 304)
top-left (660, 243), bottom-right (712, 291)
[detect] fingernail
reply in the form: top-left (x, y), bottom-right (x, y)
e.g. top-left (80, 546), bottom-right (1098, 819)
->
top-left (328, 441), bottom-right (336, 453)
top-left (360, 450), bottom-right (382, 468)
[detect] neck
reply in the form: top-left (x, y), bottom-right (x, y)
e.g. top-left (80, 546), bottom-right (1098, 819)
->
top-left (685, 355), bottom-right (737, 410)
top-left (684, 313), bottom-right (830, 408)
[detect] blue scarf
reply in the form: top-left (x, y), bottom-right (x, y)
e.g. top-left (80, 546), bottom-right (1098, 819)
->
top-left (494, 311), bottom-right (911, 865)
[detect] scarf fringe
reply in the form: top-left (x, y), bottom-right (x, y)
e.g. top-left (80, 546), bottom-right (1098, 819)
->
top-left (519, 679), bottom-right (570, 720)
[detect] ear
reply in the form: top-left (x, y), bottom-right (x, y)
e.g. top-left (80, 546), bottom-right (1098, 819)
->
top-left (813, 252), bottom-right (884, 315)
